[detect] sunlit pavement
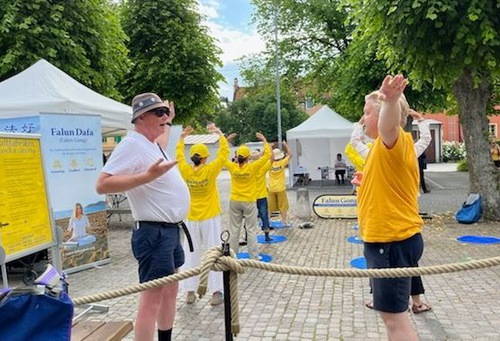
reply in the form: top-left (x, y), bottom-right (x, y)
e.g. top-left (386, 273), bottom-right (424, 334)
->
top-left (10, 165), bottom-right (500, 340)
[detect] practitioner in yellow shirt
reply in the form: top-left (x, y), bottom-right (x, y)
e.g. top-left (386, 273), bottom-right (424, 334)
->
top-left (176, 124), bottom-right (230, 306)
top-left (225, 133), bottom-right (271, 259)
top-left (347, 110), bottom-right (433, 314)
top-left (357, 75), bottom-right (423, 340)
top-left (268, 142), bottom-right (292, 226)
top-left (250, 150), bottom-right (272, 242)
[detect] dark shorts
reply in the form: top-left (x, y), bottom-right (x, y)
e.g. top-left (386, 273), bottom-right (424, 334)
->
top-left (364, 233), bottom-right (423, 313)
top-left (131, 222), bottom-right (185, 283)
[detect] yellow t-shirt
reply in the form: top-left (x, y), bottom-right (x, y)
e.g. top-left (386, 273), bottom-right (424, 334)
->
top-left (491, 145), bottom-right (500, 161)
top-left (225, 143), bottom-right (271, 202)
top-left (268, 156), bottom-right (289, 192)
top-left (345, 142), bottom-right (373, 171)
top-left (255, 160), bottom-right (271, 199)
top-left (358, 129), bottom-right (423, 243)
top-left (176, 136), bottom-right (229, 221)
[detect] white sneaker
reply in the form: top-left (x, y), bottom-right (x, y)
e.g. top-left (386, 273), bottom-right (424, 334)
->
top-left (186, 291), bottom-right (196, 304)
top-left (210, 291), bottom-right (224, 306)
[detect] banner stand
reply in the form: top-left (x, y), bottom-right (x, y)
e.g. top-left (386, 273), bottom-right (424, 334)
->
top-left (1, 114), bottom-right (111, 274)
top-left (51, 211), bottom-right (63, 274)
top-left (0, 133), bottom-right (56, 288)
top-left (312, 194), bottom-right (358, 219)
top-left (1, 245), bottom-right (7, 288)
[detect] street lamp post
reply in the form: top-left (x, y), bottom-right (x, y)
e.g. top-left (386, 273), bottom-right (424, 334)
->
top-left (274, 4), bottom-right (282, 148)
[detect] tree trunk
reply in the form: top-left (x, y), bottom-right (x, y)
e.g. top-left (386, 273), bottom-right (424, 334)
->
top-left (452, 69), bottom-right (500, 221)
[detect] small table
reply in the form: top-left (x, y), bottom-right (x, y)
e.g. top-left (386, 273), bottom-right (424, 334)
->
top-left (107, 193), bottom-right (127, 208)
top-left (318, 166), bottom-right (332, 186)
top-left (106, 193), bottom-right (131, 222)
top-left (294, 166), bottom-right (310, 186)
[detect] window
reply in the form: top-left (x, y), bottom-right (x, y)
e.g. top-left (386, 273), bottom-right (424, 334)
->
top-left (488, 123), bottom-right (497, 138)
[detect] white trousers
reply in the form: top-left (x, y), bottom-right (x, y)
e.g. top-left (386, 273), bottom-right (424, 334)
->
top-left (181, 216), bottom-right (223, 293)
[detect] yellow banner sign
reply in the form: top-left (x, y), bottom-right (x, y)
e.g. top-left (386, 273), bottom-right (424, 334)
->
top-left (0, 134), bottom-right (53, 259)
top-left (313, 194), bottom-right (358, 219)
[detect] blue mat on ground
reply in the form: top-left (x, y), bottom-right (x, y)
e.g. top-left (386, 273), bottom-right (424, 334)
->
top-left (237, 252), bottom-right (272, 262)
top-left (257, 235), bottom-right (287, 244)
top-left (350, 257), bottom-right (367, 269)
top-left (456, 235), bottom-right (500, 244)
top-left (347, 236), bottom-right (364, 245)
top-left (269, 221), bottom-right (291, 229)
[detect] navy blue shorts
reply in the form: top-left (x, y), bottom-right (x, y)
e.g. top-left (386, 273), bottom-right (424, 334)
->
top-left (364, 233), bottom-right (423, 313)
top-left (131, 222), bottom-right (185, 283)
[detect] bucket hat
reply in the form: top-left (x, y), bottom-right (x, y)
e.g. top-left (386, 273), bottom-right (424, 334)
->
top-left (131, 93), bottom-right (169, 123)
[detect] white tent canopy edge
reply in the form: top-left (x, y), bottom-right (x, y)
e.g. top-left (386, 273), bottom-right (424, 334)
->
top-left (0, 59), bottom-right (132, 136)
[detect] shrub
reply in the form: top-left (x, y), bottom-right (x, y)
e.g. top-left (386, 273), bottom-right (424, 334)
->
top-left (442, 141), bottom-right (466, 162)
top-left (457, 159), bottom-right (468, 172)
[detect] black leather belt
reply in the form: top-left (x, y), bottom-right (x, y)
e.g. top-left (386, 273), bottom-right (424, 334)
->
top-left (136, 221), bottom-right (194, 252)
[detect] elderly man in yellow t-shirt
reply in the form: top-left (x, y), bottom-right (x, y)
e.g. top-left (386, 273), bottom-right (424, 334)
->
top-left (357, 75), bottom-right (423, 341)
top-left (268, 142), bottom-right (292, 226)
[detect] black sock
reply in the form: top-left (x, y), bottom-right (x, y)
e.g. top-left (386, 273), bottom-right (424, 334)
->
top-left (158, 329), bottom-right (172, 341)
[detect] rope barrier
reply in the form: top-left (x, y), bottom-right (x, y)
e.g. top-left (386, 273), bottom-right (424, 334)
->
top-left (72, 247), bottom-right (500, 337)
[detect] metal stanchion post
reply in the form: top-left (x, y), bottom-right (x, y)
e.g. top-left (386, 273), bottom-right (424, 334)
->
top-left (221, 231), bottom-right (233, 341)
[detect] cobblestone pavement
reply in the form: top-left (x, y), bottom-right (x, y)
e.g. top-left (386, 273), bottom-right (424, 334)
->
top-left (9, 168), bottom-right (499, 340)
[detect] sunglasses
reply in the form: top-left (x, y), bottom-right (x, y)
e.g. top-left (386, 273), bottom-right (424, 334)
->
top-left (150, 108), bottom-right (170, 118)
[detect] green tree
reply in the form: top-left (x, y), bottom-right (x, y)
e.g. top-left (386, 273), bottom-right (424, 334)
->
top-left (350, 0), bottom-right (500, 220)
top-left (329, 35), bottom-right (448, 121)
top-left (214, 91), bottom-right (308, 145)
top-left (250, 0), bottom-right (446, 122)
top-left (0, 0), bottom-right (129, 100)
top-left (250, 0), bottom-right (353, 109)
top-left (252, 0), bottom-right (352, 82)
top-left (121, 0), bottom-right (224, 123)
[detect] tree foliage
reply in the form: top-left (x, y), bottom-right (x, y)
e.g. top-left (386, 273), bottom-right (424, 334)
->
top-left (252, 0), bottom-right (352, 81)
top-left (250, 0), bottom-right (446, 121)
top-left (329, 35), bottom-right (448, 121)
top-left (121, 0), bottom-right (224, 123)
top-left (349, 0), bottom-right (500, 220)
top-left (0, 0), bottom-right (129, 100)
top-left (214, 90), bottom-right (308, 146)
top-left (350, 0), bottom-right (499, 90)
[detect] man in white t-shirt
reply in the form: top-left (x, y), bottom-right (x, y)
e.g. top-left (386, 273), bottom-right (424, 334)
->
top-left (96, 93), bottom-right (190, 341)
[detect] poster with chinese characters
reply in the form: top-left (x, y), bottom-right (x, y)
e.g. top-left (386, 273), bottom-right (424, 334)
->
top-left (0, 113), bottom-right (110, 273)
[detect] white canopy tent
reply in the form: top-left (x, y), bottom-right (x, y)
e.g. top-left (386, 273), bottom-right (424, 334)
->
top-left (286, 105), bottom-right (354, 185)
top-left (0, 59), bottom-right (132, 136)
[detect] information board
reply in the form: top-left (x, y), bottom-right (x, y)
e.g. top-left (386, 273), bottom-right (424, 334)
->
top-left (1, 114), bottom-right (110, 273)
top-left (312, 194), bottom-right (358, 219)
top-left (0, 133), bottom-right (54, 261)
